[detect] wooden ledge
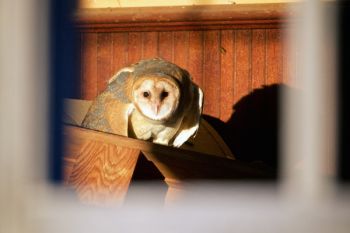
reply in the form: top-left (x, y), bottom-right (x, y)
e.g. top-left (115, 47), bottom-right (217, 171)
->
top-left (74, 3), bottom-right (296, 32)
top-left (64, 125), bottom-right (274, 180)
top-left (64, 124), bottom-right (230, 160)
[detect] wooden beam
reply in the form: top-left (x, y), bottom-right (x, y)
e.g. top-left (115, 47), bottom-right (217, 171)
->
top-left (74, 4), bottom-right (296, 32)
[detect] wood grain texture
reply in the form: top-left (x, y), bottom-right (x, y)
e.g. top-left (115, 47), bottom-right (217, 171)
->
top-left (81, 33), bottom-right (97, 99)
top-left (68, 140), bottom-right (140, 205)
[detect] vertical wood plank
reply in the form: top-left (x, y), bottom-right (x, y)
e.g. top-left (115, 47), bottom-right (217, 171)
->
top-left (234, 30), bottom-right (251, 104)
top-left (128, 32), bottom-right (143, 64)
top-left (142, 32), bottom-right (158, 59)
top-left (220, 30), bottom-right (235, 122)
top-left (188, 31), bottom-right (204, 87)
top-left (173, 31), bottom-right (189, 69)
top-left (266, 29), bottom-right (283, 84)
top-left (112, 32), bottom-right (128, 74)
top-left (251, 29), bottom-right (266, 89)
top-left (81, 33), bottom-right (97, 100)
top-left (158, 32), bottom-right (173, 62)
top-left (203, 30), bottom-right (221, 118)
top-left (97, 33), bottom-right (113, 93)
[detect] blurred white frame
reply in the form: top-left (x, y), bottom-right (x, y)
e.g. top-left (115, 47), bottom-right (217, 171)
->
top-left (1, 1), bottom-right (349, 233)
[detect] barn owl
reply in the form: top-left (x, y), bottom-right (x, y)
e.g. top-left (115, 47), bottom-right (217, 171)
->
top-left (82, 58), bottom-right (203, 147)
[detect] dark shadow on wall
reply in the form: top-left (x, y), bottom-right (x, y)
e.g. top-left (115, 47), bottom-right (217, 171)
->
top-left (203, 84), bottom-right (298, 178)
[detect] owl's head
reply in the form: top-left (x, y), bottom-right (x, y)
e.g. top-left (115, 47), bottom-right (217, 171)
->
top-left (132, 74), bottom-right (180, 121)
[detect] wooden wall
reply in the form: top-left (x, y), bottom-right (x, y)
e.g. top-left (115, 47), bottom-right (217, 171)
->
top-left (75, 4), bottom-right (296, 122)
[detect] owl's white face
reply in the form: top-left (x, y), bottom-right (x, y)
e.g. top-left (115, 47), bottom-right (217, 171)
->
top-left (132, 76), bottom-right (180, 121)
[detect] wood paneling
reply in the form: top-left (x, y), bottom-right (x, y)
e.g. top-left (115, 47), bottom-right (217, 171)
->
top-left (188, 31), bottom-right (203, 86)
top-left (266, 29), bottom-right (283, 84)
top-left (158, 32), bottom-right (173, 61)
top-left (112, 33), bottom-right (128, 75)
top-left (77, 4), bottom-right (294, 121)
top-left (142, 32), bottom-right (158, 59)
top-left (173, 31), bottom-right (189, 69)
top-left (220, 30), bottom-right (235, 121)
top-left (97, 33), bottom-right (113, 93)
top-left (234, 30), bottom-right (252, 106)
top-left (127, 32), bottom-right (143, 64)
top-left (251, 29), bottom-right (266, 89)
top-left (203, 30), bottom-right (221, 118)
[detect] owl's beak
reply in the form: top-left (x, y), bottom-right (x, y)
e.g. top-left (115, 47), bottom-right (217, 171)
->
top-left (153, 103), bottom-right (161, 115)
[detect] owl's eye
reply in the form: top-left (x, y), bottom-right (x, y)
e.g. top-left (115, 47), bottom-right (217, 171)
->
top-left (143, 91), bottom-right (150, 98)
top-left (160, 91), bottom-right (168, 99)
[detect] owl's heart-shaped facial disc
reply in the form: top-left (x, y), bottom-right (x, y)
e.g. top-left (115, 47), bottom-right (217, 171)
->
top-left (132, 76), bottom-right (180, 121)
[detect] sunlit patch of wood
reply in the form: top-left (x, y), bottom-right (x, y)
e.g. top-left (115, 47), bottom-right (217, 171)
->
top-left (67, 140), bottom-right (140, 205)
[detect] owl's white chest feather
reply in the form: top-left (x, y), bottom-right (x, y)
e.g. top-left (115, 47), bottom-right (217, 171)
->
top-left (129, 109), bottom-right (182, 145)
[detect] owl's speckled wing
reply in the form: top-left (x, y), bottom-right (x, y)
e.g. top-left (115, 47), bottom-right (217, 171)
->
top-left (82, 69), bottom-right (134, 136)
top-left (172, 84), bottom-right (203, 147)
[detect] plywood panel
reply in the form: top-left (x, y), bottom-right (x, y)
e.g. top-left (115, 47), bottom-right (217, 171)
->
top-left (81, 33), bottom-right (97, 99)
